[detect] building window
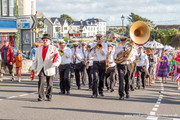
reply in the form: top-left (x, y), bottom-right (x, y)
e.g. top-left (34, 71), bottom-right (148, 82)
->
top-left (0, 0), bottom-right (1, 16)
top-left (2, 0), bottom-right (8, 16)
top-left (9, 0), bottom-right (14, 16)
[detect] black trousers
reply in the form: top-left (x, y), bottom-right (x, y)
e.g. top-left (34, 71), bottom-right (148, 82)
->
top-left (136, 66), bottom-right (146, 88)
top-left (105, 66), bottom-right (116, 90)
top-left (114, 65), bottom-right (119, 84)
top-left (38, 68), bottom-right (54, 99)
top-left (130, 63), bottom-right (136, 90)
top-left (81, 62), bottom-right (87, 85)
top-left (117, 64), bottom-right (131, 97)
top-left (73, 63), bottom-right (82, 87)
top-left (59, 64), bottom-right (71, 93)
top-left (92, 61), bottom-right (106, 95)
top-left (86, 66), bottom-right (93, 89)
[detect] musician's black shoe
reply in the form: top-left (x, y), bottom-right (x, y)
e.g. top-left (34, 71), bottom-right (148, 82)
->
top-left (91, 94), bottom-right (97, 98)
top-left (119, 96), bottom-right (124, 100)
top-left (78, 86), bottom-right (81, 90)
top-left (126, 94), bottom-right (130, 98)
top-left (66, 91), bottom-right (70, 95)
top-left (99, 93), bottom-right (104, 97)
top-left (59, 91), bottom-right (65, 95)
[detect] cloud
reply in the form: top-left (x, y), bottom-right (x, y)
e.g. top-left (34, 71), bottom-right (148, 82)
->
top-left (36, 0), bottom-right (180, 25)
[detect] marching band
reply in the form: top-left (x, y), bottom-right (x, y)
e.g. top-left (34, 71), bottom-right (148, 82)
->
top-left (27, 21), bottom-right (177, 102)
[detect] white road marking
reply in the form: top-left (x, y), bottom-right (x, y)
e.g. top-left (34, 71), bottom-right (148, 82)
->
top-left (7, 96), bottom-right (17, 99)
top-left (147, 116), bottom-right (158, 120)
top-left (152, 108), bottom-right (158, 111)
top-left (159, 96), bottom-right (163, 99)
top-left (19, 94), bottom-right (28, 97)
top-left (150, 112), bottom-right (155, 115)
top-left (160, 94), bottom-right (163, 97)
top-left (157, 99), bottom-right (162, 102)
top-left (31, 91), bottom-right (38, 94)
top-left (173, 119), bottom-right (180, 120)
top-left (154, 104), bottom-right (159, 107)
top-left (0, 99), bottom-right (2, 101)
top-left (156, 101), bottom-right (161, 104)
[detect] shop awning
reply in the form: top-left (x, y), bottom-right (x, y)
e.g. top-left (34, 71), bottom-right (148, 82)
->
top-left (0, 29), bottom-right (17, 33)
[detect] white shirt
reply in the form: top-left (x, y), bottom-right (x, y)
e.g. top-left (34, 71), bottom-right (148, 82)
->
top-left (136, 52), bottom-right (149, 69)
top-left (85, 50), bottom-right (93, 66)
top-left (90, 42), bottom-right (108, 61)
top-left (59, 47), bottom-right (72, 65)
top-left (107, 50), bottom-right (116, 67)
top-left (80, 48), bottom-right (86, 60)
top-left (114, 45), bottom-right (136, 64)
top-left (71, 48), bottom-right (84, 64)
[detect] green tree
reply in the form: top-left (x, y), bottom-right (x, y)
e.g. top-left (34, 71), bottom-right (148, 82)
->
top-left (60, 14), bottom-right (74, 23)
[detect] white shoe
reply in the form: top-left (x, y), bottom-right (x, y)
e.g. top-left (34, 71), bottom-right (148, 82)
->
top-left (18, 78), bottom-right (21, 82)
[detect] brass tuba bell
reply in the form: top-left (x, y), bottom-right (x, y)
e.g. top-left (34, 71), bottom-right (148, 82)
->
top-left (114, 21), bottom-right (150, 64)
top-left (96, 43), bottom-right (103, 49)
top-left (59, 49), bottom-right (64, 56)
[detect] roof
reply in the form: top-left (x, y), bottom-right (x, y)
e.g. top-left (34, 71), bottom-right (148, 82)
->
top-left (86, 18), bottom-right (106, 22)
top-left (155, 25), bottom-right (180, 30)
top-left (47, 17), bottom-right (67, 26)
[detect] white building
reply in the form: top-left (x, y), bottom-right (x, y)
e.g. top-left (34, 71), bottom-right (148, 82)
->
top-left (17, 0), bottom-right (36, 16)
top-left (44, 17), bottom-right (69, 39)
top-left (69, 18), bottom-right (106, 37)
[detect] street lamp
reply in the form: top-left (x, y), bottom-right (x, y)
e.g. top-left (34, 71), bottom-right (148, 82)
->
top-left (80, 19), bottom-right (83, 41)
top-left (121, 15), bottom-right (125, 36)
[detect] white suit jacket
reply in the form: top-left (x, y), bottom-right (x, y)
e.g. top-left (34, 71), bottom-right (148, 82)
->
top-left (31, 45), bottom-right (61, 76)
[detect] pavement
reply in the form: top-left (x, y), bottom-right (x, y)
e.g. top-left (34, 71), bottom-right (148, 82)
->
top-left (0, 75), bottom-right (180, 120)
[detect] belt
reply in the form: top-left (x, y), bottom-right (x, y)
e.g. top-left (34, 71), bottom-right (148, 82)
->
top-left (94, 60), bottom-right (105, 63)
top-left (61, 63), bottom-right (70, 66)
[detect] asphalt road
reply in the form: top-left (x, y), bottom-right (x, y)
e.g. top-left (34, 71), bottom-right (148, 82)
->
top-left (0, 75), bottom-right (180, 120)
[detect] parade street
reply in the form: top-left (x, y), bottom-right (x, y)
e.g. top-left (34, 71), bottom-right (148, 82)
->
top-left (0, 75), bottom-right (179, 120)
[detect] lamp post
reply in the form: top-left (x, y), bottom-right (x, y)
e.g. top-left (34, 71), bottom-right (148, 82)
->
top-left (80, 19), bottom-right (83, 41)
top-left (121, 15), bottom-right (125, 36)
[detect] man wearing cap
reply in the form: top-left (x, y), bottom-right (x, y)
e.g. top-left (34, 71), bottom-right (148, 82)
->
top-left (58, 40), bottom-right (72, 95)
top-left (136, 46), bottom-right (149, 89)
top-left (0, 40), bottom-right (14, 82)
top-left (105, 43), bottom-right (116, 92)
top-left (72, 42), bottom-right (84, 89)
top-left (31, 34), bottom-right (61, 101)
top-left (85, 43), bottom-right (94, 90)
top-left (80, 42), bottom-right (87, 85)
top-left (90, 34), bottom-right (108, 98)
top-left (114, 37), bottom-right (136, 100)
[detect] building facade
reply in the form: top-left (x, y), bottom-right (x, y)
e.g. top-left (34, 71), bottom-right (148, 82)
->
top-left (17, 0), bottom-right (36, 16)
top-left (0, 0), bottom-right (17, 47)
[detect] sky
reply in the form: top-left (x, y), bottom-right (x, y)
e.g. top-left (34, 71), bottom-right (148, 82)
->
top-left (36, 0), bottom-right (180, 26)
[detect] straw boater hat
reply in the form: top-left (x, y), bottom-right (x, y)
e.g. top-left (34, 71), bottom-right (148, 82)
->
top-left (59, 40), bottom-right (66, 44)
top-left (73, 42), bottom-right (79, 47)
top-left (42, 34), bottom-right (51, 40)
top-left (81, 42), bottom-right (86, 46)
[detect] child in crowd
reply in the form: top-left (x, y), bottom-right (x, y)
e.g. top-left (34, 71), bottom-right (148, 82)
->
top-left (174, 54), bottom-right (180, 90)
top-left (169, 54), bottom-right (178, 81)
top-left (14, 50), bottom-right (23, 82)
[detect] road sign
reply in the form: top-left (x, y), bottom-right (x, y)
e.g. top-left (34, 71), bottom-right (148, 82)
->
top-left (16, 15), bottom-right (37, 29)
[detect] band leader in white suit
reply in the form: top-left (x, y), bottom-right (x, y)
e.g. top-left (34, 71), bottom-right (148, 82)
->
top-left (31, 34), bottom-right (61, 102)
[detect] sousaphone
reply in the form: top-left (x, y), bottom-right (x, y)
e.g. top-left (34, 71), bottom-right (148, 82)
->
top-left (114, 21), bottom-right (150, 64)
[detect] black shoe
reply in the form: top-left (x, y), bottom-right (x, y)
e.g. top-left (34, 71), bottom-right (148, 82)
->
top-left (138, 86), bottom-right (140, 89)
top-left (126, 94), bottom-right (130, 98)
top-left (99, 93), bottom-right (104, 97)
top-left (110, 89), bottom-right (114, 92)
top-left (66, 91), bottom-right (70, 95)
top-left (37, 98), bottom-right (44, 102)
top-left (78, 86), bottom-right (81, 89)
top-left (119, 96), bottom-right (124, 100)
top-left (91, 94), bottom-right (97, 98)
top-left (59, 91), bottom-right (65, 95)
top-left (131, 88), bottom-right (135, 91)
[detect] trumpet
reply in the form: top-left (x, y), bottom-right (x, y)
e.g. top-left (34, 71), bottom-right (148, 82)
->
top-left (96, 43), bottom-right (103, 49)
top-left (59, 49), bottom-right (64, 56)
